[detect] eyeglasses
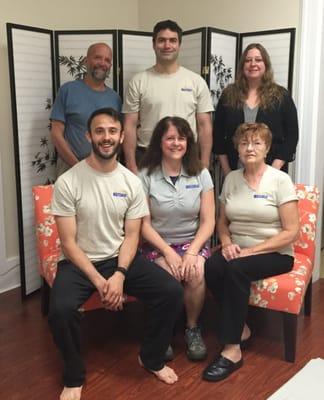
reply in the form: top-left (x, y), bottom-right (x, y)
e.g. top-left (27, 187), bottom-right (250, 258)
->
top-left (238, 140), bottom-right (265, 149)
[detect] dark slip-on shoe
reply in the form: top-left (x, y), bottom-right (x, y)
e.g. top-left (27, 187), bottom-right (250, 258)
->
top-left (202, 355), bottom-right (243, 382)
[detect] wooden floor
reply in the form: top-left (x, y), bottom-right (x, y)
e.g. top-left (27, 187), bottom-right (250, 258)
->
top-left (1, 280), bottom-right (324, 400)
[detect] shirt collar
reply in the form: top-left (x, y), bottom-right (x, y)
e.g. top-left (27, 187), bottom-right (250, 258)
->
top-left (155, 165), bottom-right (190, 181)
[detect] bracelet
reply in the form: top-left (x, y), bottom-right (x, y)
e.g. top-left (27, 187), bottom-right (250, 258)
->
top-left (115, 267), bottom-right (128, 277)
top-left (185, 252), bottom-right (198, 256)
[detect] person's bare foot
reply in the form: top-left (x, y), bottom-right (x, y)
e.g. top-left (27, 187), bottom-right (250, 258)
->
top-left (59, 386), bottom-right (82, 400)
top-left (138, 356), bottom-right (178, 384)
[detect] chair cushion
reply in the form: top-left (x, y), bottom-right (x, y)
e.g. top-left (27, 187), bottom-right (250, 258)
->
top-left (249, 184), bottom-right (319, 315)
top-left (249, 253), bottom-right (312, 314)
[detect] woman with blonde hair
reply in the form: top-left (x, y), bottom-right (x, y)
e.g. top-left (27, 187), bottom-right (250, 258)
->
top-left (213, 43), bottom-right (298, 175)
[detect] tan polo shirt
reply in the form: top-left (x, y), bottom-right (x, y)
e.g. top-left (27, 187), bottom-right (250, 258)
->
top-left (220, 166), bottom-right (298, 256)
top-left (123, 66), bottom-right (214, 147)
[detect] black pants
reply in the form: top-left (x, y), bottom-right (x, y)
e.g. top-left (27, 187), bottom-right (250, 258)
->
top-left (205, 251), bottom-right (294, 344)
top-left (48, 254), bottom-right (183, 387)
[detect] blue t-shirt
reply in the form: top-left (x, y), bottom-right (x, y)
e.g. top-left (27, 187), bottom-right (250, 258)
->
top-left (50, 80), bottom-right (122, 160)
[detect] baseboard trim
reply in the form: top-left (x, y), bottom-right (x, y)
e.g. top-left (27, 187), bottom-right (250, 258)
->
top-left (0, 256), bottom-right (20, 294)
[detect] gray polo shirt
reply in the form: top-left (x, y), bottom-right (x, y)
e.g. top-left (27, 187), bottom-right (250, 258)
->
top-left (139, 166), bottom-right (214, 243)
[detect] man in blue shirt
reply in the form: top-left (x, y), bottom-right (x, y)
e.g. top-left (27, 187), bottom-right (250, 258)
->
top-left (51, 43), bottom-right (122, 176)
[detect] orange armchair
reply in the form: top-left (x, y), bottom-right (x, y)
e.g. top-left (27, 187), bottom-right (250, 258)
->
top-left (32, 185), bottom-right (136, 315)
top-left (248, 184), bottom-right (320, 362)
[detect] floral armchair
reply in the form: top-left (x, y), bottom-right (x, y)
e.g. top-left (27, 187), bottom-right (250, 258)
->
top-left (248, 184), bottom-right (320, 362)
top-left (32, 185), bottom-right (136, 314)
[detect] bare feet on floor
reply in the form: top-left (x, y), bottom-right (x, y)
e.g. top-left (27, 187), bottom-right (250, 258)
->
top-left (138, 356), bottom-right (178, 384)
top-left (60, 386), bottom-right (82, 400)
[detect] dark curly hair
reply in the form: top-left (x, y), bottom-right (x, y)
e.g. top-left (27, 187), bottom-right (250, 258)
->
top-left (153, 20), bottom-right (183, 44)
top-left (139, 116), bottom-right (202, 176)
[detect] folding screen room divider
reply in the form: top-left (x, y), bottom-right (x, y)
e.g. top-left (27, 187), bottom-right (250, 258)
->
top-left (6, 22), bottom-right (295, 297)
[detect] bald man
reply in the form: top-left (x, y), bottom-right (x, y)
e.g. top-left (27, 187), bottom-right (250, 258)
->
top-left (51, 43), bottom-right (122, 176)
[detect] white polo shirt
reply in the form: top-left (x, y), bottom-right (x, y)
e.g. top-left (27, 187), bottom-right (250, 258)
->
top-left (139, 166), bottom-right (214, 243)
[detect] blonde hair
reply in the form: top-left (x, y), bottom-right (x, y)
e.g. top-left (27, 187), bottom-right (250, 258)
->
top-left (233, 122), bottom-right (272, 150)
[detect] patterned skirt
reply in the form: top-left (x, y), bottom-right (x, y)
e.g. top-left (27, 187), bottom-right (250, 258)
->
top-left (140, 241), bottom-right (211, 262)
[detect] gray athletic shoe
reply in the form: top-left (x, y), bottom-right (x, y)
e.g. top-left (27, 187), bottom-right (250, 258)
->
top-left (184, 326), bottom-right (207, 361)
top-left (164, 344), bottom-right (174, 361)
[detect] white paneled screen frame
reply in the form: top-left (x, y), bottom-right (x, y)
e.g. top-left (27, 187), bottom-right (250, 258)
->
top-left (179, 28), bottom-right (206, 76)
top-left (240, 29), bottom-right (296, 91)
top-left (55, 30), bottom-right (118, 91)
top-left (6, 24), bottom-right (295, 297)
top-left (7, 24), bottom-right (56, 296)
top-left (118, 31), bottom-right (154, 101)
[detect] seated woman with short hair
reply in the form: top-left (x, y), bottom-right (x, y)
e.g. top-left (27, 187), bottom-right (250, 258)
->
top-left (203, 122), bottom-right (299, 382)
top-left (139, 116), bottom-right (215, 361)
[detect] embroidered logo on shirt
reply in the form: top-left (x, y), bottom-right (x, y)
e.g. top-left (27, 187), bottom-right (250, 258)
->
top-left (185, 184), bottom-right (200, 189)
top-left (181, 88), bottom-right (193, 92)
top-left (253, 194), bottom-right (269, 199)
top-left (113, 192), bottom-right (127, 198)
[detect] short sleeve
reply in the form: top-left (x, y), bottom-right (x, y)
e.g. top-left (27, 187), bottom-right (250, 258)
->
top-left (277, 172), bottom-right (298, 206)
top-left (125, 181), bottom-right (149, 219)
top-left (51, 176), bottom-right (76, 216)
top-left (122, 75), bottom-right (141, 113)
top-left (138, 169), bottom-right (151, 196)
top-left (200, 168), bottom-right (214, 192)
top-left (196, 78), bottom-right (214, 113)
top-left (219, 171), bottom-right (233, 204)
top-left (50, 86), bottom-right (66, 123)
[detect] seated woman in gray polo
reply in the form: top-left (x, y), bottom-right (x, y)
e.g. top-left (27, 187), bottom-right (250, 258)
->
top-left (138, 116), bottom-right (215, 362)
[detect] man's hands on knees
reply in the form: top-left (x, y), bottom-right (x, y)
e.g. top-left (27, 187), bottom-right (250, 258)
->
top-left (98, 273), bottom-right (125, 311)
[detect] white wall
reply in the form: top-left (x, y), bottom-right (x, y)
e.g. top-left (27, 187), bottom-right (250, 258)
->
top-left (0, 0), bottom-right (139, 292)
top-left (295, 0), bottom-right (324, 281)
top-left (138, 0), bottom-right (300, 32)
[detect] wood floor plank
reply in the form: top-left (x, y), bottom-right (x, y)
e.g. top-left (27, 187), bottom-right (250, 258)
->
top-left (1, 280), bottom-right (324, 399)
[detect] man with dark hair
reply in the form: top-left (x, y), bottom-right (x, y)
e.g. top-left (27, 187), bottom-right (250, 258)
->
top-left (51, 43), bottom-right (122, 177)
top-left (49, 107), bottom-right (183, 400)
top-left (152, 19), bottom-right (183, 43)
top-left (123, 19), bottom-right (214, 174)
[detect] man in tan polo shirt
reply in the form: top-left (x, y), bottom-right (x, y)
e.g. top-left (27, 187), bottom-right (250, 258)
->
top-left (123, 19), bottom-right (213, 174)
top-left (50, 107), bottom-right (183, 400)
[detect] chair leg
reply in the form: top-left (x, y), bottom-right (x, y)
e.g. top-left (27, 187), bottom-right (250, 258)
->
top-left (304, 281), bottom-right (312, 316)
top-left (283, 312), bottom-right (297, 362)
top-left (41, 278), bottom-right (50, 316)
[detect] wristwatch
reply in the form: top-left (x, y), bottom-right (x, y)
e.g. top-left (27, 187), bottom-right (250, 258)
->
top-left (115, 266), bottom-right (128, 277)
